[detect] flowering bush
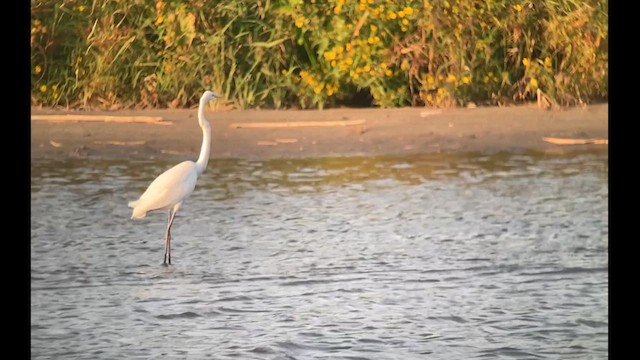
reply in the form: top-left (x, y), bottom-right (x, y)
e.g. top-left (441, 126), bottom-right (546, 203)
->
top-left (32, 0), bottom-right (607, 109)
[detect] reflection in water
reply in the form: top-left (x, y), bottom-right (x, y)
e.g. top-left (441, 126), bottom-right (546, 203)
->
top-left (31, 149), bottom-right (608, 359)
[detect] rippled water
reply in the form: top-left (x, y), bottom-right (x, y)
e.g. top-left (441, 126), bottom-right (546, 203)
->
top-left (31, 150), bottom-right (608, 359)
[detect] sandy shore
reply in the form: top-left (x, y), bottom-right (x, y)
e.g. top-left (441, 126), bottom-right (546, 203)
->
top-left (31, 103), bottom-right (608, 160)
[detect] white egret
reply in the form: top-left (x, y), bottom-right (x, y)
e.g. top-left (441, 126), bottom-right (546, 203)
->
top-left (128, 90), bottom-right (221, 265)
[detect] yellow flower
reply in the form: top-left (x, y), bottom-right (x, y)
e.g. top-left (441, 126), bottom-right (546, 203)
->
top-left (34, 65), bottom-right (42, 74)
top-left (426, 94), bottom-right (433, 102)
top-left (403, 7), bottom-right (414, 15)
top-left (300, 70), bottom-right (309, 78)
top-left (335, 45), bottom-right (344, 54)
top-left (483, 76), bottom-right (489, 84)
top-left (367, 36), bottom-right (380, 45)
top-left (78, 5), bottom-right (86, 12)
top-left (522, 58), bottom-right (530, 67)
top-left (401, 61), bottom-right (409, 71)
top-left (513, 4), bottom-right (523, 12)
top-left (331, 60), bottom-right (337, 67)
top-left (529, 78), bottom-right (538, 88)
top-left (462, 76), bottom-right (471, 84)
top-left (398, 11), bottom-right (406, 18)
top-left (370, 24), bottom-right (377, 32)
top-left (40, 85), bottom-right (47, 92)
top-left (346, 43), bottom-right (352, 51)
top-left (364, 65), bottom-right (371, 72)
top-left (314, 84), bottom-right (324, 94)
top-left (401, 26), bottom-right (407, 32)
top-left (426, 74), bottom-right (435, 84)
top-left (544, 57), bottom-right (552, 69)
top-left (155, 16), bottom-right (164, 26)
top-left (281, 69), bottom-right (288, 75)
top-left (446, 74), bottom-right (456, 83)
top-left (345, 57), bottom-right (354, 65)
top-left (52, 84), bottom-right (58, 91)
top-left (323, 51), bottom-right (336, 61)
top-left (387, 11), bottom-right (397, 20)
top-left (380, 63), bottom-right (387, 69)
top-left (326, 84), bottom-right (335, 96)
top-left (295, 16), bottom-right (306, 28)
top-left (385, 69), bottom-right (393, 76)
top-left (402, 19), bottom-right (409, 26)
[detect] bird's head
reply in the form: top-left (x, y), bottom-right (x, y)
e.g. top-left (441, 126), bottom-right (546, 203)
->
top-left (198, 91), bottom-right (223, 124)
top-left (201, 90), bottom-right (223, 103)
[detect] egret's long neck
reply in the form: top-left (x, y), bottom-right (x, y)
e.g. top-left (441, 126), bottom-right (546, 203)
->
top-left (195, 101), bottom-right (212, 175)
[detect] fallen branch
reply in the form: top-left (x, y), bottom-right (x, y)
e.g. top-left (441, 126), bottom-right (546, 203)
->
top-left (230, 119), bottom-right (366, 129)
top-left (93, 140), bottom-right (147, 146)
top-left (542, 137), bottom-right (608, 145)
top-left (257, 138), bottom-right (299, 146)
top-left (420, 110), bottom-right (442, 117)
top-left (161, 149), bottom-right (188, 155)
top-left (31, 114), bottom-right (167, 124)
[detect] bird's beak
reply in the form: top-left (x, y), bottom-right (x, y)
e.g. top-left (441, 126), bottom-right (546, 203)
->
top-left (211, 92), bottom-right (223, 99)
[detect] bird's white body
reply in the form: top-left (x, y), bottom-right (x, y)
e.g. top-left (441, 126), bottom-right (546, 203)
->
top-left (128, 161), bottom-right (199, 219)
top-left (128, 90), bottom-right (221, 265)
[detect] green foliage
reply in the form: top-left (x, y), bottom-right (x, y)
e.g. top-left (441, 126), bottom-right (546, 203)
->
top-left (31, 0), bottom-right (607, 109)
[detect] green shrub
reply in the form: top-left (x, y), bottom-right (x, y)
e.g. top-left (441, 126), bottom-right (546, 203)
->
top-left (31, 0), bottom-right (607, 110)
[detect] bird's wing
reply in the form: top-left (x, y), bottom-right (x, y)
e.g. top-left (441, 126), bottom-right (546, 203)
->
top-left (131, 161), bottom-right (199, 213)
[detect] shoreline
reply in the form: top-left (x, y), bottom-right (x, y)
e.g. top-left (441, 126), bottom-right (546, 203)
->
top-left (31, 103), bottom-right (608, 161)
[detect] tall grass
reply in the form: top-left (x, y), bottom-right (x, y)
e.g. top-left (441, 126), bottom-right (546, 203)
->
top-left (31, 0), bottom-right (608, 110)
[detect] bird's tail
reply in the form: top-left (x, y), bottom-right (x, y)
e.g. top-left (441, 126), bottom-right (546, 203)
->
top-left (128, 200), bottom-right (147, 219)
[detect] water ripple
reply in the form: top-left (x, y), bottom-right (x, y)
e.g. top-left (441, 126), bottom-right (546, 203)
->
top-left (31, 150), bottom-right (608, 359)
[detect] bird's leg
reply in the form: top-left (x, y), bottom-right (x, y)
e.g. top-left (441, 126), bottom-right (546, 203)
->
top-left (164, 209), bottom-right (177, 265)
top-left (163, 210), bottom-right (171, 265)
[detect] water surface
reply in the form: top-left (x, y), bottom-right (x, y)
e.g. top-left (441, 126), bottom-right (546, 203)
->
top-left (31, 150), bottom-right (608, 359)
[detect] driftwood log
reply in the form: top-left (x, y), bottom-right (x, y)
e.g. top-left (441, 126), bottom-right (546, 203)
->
top-left (31, 114), bottom-right (167, 124)
top-left (542, 137), bottom-right (608, 145)
top-left (230, 119), bottom-right (366, 129)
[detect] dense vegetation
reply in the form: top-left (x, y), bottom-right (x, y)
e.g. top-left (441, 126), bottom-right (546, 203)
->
top-left (31, 0), bottom-right (608, 110)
